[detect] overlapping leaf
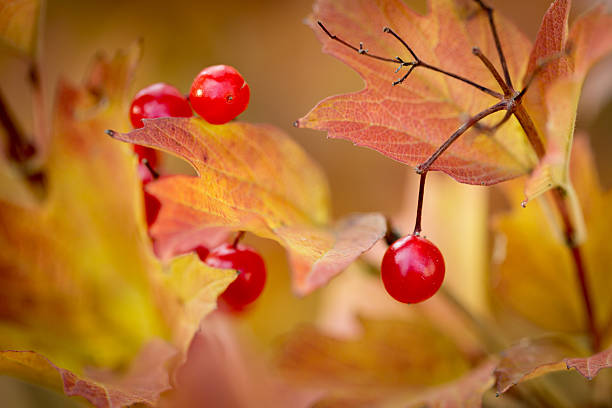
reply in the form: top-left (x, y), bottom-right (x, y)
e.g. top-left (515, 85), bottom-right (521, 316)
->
top-left (0, 47), bottom-right (236, 406)
top-left (494, 336), bottom-right (586, 394)
top-left (522, 0), bottom-right (612, 201)
top-left (298, 0), bottom-right (535, 185)
top-left (0, 0), bottom-right (39, 55)
top-left (490, 138), bottom-right (612, 336)
top-left (405, 359), bottom-right (497, 408)
top-left (276, 317), bottom-right (471, 404)
top-left (0, 341), bottom-right (176, 408)
top-left (110, 119), bottom-right (386, 295)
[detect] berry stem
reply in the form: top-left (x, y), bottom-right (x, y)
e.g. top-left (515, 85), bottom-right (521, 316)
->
top-left (384, 217), bottom-right (402, 246)
top-left (550, 188), bottom-right (600, 351)
top-left (142, 158), bottom-right (160, 179)
top-left (413, 172), bottom-right (427, 235)
top-left (232, 231), bottom-right (246, 248)
top-left (0, 87), bottom-right (35, 162)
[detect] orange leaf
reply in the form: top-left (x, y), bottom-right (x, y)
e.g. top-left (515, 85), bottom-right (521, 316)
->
top-left (0, 0), bottom-right (39, 55)
top-left (490, 138), bottom-right (612, 336)
top-left (523, 1), bottom-right (612, 202)
top-left (298, 0), bottom-right (535, 185)
top-left (405, 359), bottom-right (497, 408)
top-left (110, 119), bottom-right (386, 295)
top-left (0, 340), bottom-right (176, 408)
top-left (494, 336), bottom-right (585, 394)
top-left (276, 317), bottom-right (470, 401)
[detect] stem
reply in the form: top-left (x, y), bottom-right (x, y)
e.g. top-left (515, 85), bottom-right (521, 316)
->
top-left (317, 21), bottom-right (503, 99)
top-left (0, 88), bottom-right (34, 161)
top-left (142, 158), bottom-right (159, 179)
top-left (472, 47), bottom-right (512, 96)
top-left (413, 172), bottom-right (427, 235)
top-left (416, 101), bottom-right (506, 173)
top-left (473, 0), bottom-right (514, 89)
top-left (551, 188), bottom-right (600, 350)
top-left (384, 217), bottom-right (402, 245)
top-left (232, 231), bottom-right (245, 248)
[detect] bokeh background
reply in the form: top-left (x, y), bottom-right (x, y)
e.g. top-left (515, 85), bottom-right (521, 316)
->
top-left (1, 0), bottom-right (610, 406)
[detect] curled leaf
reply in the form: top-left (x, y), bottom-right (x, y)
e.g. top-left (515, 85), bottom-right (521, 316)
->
top-left (0, 340), bottom-right (176, 408)
top-left (110, 119), bottom-right (386, 294)
top-left (494, 336), bottom-right (585, 394)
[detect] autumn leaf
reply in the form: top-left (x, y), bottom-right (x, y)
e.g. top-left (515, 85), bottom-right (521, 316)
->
top-left (109, 118), bottom-right (387, 295)
top-left (276, 317), bottom-right (471, 404)
top-left (0, 0), bottom-right (39, 55)
top-left (0, 340), bottom-right (176, 408)
top-left (298, 0), bottom-right (536, 185)
top-left (0, 46), bottom-right (236, 406)
top-left (161, 314), bottom-right (320, 408)
top-left (523, 0), bottom-right (612, 202)
top-left (405, 359), bottom-right (497, 408)
top-left (493, 336), bottom-right (586, 394)
top-left (490, 138), bottom-right (612, 338)
top-left (566, 345), bottom-right (612, 380)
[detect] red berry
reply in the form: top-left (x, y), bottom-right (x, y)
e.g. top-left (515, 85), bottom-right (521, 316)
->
top-left (205, 243), bottom-right (266, 311)
top-left (130, 82), bottom-right (192, 128)
top-left (137, 162), bottom-right (161, 228)
top-left (189, 65), bottom-right (250, 125)
top-left (381, 235), bottom-right (445, 304)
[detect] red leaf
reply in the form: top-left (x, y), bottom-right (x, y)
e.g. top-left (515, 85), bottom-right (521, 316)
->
top-left (298, 0), bottom-right (535, 185)
top-left (566, 346), bottom-right (612, 380)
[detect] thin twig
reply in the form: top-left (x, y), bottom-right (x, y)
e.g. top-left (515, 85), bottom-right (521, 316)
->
top-left (317, 21), bottom-right (503, 99)
top-left (413, 172), bottom-right (427, 235)
top-left (473, 0), bottom-right (514, 89)
top-left (416, 101), bottom-right (506, 173)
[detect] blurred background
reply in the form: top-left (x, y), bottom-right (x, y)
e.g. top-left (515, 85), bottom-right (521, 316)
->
top-left (0, 0), bottom-right (610, 406)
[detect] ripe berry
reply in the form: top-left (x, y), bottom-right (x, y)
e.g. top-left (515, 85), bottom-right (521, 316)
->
top-left (381, 234), bottom-right (445, 303)
top-left (189, 65), bottom-right (250, 124)
top-left (129, 82), bottom-right (193, 128)
top-left (137, 162), bottom-right (161, 228)
top-left (204, 243), bottom-right (266, 311)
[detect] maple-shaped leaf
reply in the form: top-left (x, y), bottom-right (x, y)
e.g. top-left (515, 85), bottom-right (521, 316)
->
top-left (493, 335), bottom-right (586, 394)
top-left (0, 340), bottom-right (176, 408)
top-left (276, 317), bottom-right (471, 404)
top-left (0, 0), bottom-right (40, 55)
top-left (0, 46), bottom-right (236, 406)
top-left (110, 119), bottom-right (387, 295)
top-left (490, 138), bottom-right (612, 338)
top-left (523, 0), bottom-right (612, 202)
top-left (298, 0), bottom-right (536, 185)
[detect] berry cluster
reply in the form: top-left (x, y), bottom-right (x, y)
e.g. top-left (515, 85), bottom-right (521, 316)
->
top-left (130, 66), bottom-right (263, 312)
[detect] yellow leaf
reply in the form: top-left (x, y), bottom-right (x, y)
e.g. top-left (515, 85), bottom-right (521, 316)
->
top-left (110, 119), bottom-right (387, 295)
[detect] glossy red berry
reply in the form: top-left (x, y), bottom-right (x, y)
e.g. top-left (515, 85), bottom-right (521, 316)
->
top-left (205, 243), bottom-right (266, 311)
top-left (129, 82), bottom-right (192, 128)
top-left (137, 162), bottom-right (161, 228)
top-left (189, 65), bottom-right (250, 124)
top-left (381, 234), bottom-right (445, 304)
